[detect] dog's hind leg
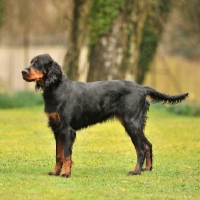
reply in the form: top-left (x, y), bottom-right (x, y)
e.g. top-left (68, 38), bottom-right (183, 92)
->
top-left (123, 121), bottom-right (146, 175)
top-left (121, 98), bottom-right (150, 175)
top-left (142, 135), bottom-right (152, 171)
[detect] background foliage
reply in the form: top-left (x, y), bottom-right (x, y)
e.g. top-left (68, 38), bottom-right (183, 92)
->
top-left (0, 91), bottom-right (43, 109)
top-left (89, 0), bottom-right (125, 49)
top-left (0, 0), bottom-right (200, 103)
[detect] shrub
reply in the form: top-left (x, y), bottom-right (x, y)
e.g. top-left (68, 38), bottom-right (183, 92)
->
top-left (0, 91), bottom-right (43, 109)
top-left (154, 103), bottom-right (200, 117)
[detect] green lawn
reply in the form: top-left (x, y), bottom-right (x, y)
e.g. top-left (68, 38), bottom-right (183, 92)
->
top-left (0, 106), bottom-right (199, 200)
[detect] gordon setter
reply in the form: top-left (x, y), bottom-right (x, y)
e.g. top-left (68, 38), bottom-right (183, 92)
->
top-left (22, 54), bottom-right (188, 178)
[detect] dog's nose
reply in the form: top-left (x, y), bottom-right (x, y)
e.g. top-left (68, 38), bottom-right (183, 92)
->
top-left (21, 68), bottom-right (30, 76)
top-left (22, 70), bottom-right (28, 76)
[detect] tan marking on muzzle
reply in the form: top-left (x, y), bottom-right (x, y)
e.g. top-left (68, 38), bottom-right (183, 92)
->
top-left (28, 68), bottom-right (44, 80)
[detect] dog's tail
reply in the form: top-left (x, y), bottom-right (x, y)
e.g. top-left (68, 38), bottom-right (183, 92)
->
top-left (144, 86), bottom-right (189, 104)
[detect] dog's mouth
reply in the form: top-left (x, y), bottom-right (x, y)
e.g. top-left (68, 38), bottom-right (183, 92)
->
top-left (22, 74), bottom-right (34, 82)
top-left (22, 73), bottom-right (36, 82)
top-left (21, 68), bottom-right (44, 82)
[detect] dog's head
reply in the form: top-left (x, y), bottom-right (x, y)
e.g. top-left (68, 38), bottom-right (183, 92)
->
top-left (22, 54), bottom-right (63, 90)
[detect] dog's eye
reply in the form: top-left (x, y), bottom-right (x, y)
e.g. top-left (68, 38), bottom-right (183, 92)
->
top-left (35, 61), bottom-right (41, 66)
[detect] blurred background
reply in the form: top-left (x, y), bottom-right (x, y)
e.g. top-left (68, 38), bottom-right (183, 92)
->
top-left (0, 0), bottom-right (199, 107)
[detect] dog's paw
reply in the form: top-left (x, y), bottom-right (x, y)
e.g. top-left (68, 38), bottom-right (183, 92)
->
top-left (60, 173), bottom-right (71, 178)
top-left (128, 171), bottom-right (141, 175)
top-left (142, 167), bottom-right (152, 171)
top-left (48, 171), bottom-right (60, 176)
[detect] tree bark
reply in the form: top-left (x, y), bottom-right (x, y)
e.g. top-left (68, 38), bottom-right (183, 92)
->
top-left (88, 12), bottom-right (128, 81)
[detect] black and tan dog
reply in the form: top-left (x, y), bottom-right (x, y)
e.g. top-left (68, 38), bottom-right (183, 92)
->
top-left (22, 54), bottom-right (188, 177)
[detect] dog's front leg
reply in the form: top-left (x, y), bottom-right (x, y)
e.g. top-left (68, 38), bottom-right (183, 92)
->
top-left (60, 127), bottom-right (76, 178)
top-left (49, 138), bottom-right (63, 176)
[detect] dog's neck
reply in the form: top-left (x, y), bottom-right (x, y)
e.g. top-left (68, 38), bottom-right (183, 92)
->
top-left (36, 79), bottom-right (45, 89)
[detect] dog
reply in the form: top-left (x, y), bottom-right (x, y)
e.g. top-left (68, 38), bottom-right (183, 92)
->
top-left (21, 54), bottom-right (188, 177)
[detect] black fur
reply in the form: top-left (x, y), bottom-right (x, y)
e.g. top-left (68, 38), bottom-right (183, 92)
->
top-left (21, 54), bottom-right (189, 177)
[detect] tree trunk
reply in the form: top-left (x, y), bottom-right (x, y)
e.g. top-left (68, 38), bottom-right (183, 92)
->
top-left (88, 0), bottom-right (153, 82)
top-left (88, 12), bottom-right (128, 81)
top-left (63, 0), bottom-right (172, 83)
top-left (126, 0), bottom-right (153, 81)
top-left (63, 0), bottom-right (90, 81)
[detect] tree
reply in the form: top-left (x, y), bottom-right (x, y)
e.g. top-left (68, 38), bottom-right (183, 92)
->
top-left (0, 0), bottom-right (5, 30)
top-left (63, 0), bottom-right (172, 84)
top-left (63, 0), bottom-right (90, 82)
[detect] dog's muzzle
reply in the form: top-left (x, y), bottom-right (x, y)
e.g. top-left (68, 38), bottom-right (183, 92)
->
top-left (21, 68), bottom-right (31, 81)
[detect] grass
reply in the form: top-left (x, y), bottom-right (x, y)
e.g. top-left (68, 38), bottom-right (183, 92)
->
top-left (0, 106), bottom-right (199, 199)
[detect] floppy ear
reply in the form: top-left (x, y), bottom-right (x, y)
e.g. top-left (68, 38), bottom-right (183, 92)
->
top-left (45, 61), bottom-right (63, 88)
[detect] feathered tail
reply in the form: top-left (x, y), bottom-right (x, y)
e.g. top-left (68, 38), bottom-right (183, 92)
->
top-left (144, 86), bottom-right (189, 104)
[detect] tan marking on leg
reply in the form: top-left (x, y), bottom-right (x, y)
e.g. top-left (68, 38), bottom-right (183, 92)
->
top-left (60, 156), bottom-right (72, 177)
top-left (132, 149), bottom-right (141, 173)
top-left (143, 144), bottom-right (152, 170)
top-left (128, 148), bottom-right (141, 175)
top-left (49, 139), bottom-right (63, 176)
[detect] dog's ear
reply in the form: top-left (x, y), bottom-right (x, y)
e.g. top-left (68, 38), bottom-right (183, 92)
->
top-left (45, 60), bottom-right (63, 88)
